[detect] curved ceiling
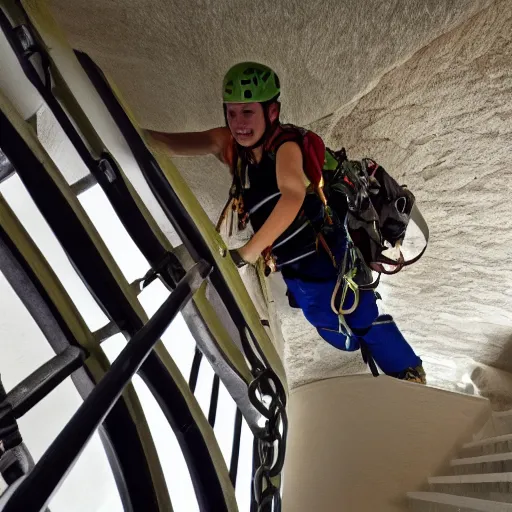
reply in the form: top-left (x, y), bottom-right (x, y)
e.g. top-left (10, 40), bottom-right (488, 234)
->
top-left (48, 0), bottom-right (490, 131)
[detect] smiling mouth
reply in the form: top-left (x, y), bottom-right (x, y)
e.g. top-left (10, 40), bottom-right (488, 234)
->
top-left (236, 129), bottom-right (253, 137)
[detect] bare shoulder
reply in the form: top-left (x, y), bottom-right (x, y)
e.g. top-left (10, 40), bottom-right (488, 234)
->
top-left (276, 140), bottom-right (303, 169)
top-left (276, 140), bottom-right (302, 157)
top-left (208, 127), bottom-right (233, 164)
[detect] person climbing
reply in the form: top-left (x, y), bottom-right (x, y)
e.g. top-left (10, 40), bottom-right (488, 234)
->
top-left (145, 62), bottom-right (426, 384)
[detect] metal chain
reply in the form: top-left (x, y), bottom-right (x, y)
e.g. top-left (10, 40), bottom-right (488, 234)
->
top-left (244, 332), bottom-right (288, 512)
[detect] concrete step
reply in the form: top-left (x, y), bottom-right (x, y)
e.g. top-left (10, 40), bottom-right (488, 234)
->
top-left (462, 434), bottom-right (512, 458)
top-left (408, 492), bottom-right (512, 511)
top-left (451, 453), bottom-right (512, 475)
top-left (429, 474), bottom-right (512, 503)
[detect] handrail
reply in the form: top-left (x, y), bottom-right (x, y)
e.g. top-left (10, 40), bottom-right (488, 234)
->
top-left (0, 88), bottom-right (236, 511)
top-left (0, 1), bottom-right (289, 509)
top-left (0, 196), bottom-right (169, 511)
top-left (1, 261), bottom-right (211, 512)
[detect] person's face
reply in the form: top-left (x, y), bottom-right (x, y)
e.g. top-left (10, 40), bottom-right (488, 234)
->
top-left (225, 102), bottom-right (267, 147)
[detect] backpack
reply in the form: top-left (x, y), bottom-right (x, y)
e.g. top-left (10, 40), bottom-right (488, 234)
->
top-left (268, 125), bottom-right (429, 277)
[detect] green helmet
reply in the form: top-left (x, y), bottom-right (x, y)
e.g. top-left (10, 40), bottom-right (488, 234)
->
top-left (222, 62), bottom-right (280, 103)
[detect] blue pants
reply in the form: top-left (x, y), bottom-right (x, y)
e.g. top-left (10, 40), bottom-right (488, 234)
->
top-left (283, 276), bottom-right (421, 375)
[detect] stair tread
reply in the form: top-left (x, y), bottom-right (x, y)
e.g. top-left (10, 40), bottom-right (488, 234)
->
top-left (452, 453), bottom-right (512, 466)
top-left (408, 492), bottom-right (512, 511)
top-left (464, 434), bottom-right (512, 449)
top-left (430, 473), bottom-right (512, 484)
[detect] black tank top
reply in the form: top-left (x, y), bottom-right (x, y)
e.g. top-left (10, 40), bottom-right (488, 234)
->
top-left (240, 150), bottom-right (339, 279)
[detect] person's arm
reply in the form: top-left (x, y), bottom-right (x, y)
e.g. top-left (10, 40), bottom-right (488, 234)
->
top-left (238, 141), bottom-right (306, 264)
top-left (145, 126), bottom-right (232, 164)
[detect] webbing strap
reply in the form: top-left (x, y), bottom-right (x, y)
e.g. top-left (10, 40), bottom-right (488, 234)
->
top-left (403, 203), bottom-right (430, 267)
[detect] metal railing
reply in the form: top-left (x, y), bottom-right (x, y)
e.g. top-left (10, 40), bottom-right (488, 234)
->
top-left (0, 1), bottom-right (287, 511)
top-left (1, 261), bottom-right (211, 512)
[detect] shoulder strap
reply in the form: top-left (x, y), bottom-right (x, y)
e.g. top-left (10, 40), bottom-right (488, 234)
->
top-left (403, 203), bottom-right (429, 267)
top-left (266, 124), bottom-right (326, 188)
top-left (301, 130), bottom-right (325, 187)
top-left (224, 136), bottom-right (250, 192)
top-left (266, 124), bottom-right (304, 157)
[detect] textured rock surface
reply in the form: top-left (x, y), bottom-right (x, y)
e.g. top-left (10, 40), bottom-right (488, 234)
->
top-left (48, 0), bottom-right (490, 130)
top-left (44, 0), bottom-right (512, 395)
top-left (305, 0), bottom-right (512, 392)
